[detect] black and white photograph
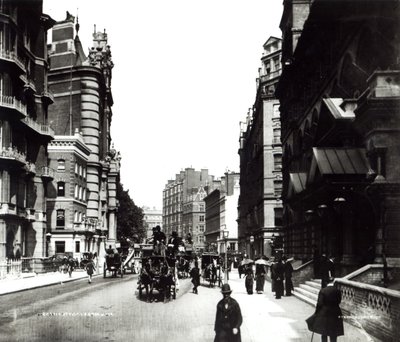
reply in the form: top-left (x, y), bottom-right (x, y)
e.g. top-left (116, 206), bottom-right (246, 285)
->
top-left (0, 0), bottom-right (399, 341)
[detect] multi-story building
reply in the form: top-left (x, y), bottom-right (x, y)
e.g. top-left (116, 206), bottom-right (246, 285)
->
top-left (277, 0), bottom-right (400, 269)
top-left (276, 1), bottom-right (400, 340)
top-left (182, 186), bottom-right (207, 252)
top-left (162, 168), bottom-right (217, 242)
top-left (238, 36), bottom-right (283, 258)
top-left (46, 13), bottom-right (120, 258)
top-left (0, 0), bottom-right (55, 259)
top-left (204, 172), bottom-right (240, 254)
top-left (142, 206), bottom-right (162, 240)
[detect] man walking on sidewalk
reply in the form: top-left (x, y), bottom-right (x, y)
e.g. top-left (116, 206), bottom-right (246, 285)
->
top-left (85, 257), bottom-right (96, 284)
top-left (214, 283), bottom-right (243, 342)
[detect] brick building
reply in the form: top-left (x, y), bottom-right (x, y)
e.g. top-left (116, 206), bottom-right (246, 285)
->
top-left (46, 13), bottom-right (120, 258)
top-left (162, 168), bottom-right (218, 245)
top-left (238, 36), bottom-right (283, 258)
top-left (0, 0), bottom-right (55, 259)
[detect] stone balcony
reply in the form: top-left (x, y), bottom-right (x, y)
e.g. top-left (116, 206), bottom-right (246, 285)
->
top-left (0, 146), bottom-right (27, 165)
top-left (0, 95), bottom-right (27, 117)
top-left (39, 166), bottom-right (55, 180)
top-left (24, 162), bottom-right (36, 175)
top-left (22, 117), bottom-right (55, 138)
top-left (41, 90), bottom-right (55, 104)
top-left (0, 50), bottom-right (26, 72)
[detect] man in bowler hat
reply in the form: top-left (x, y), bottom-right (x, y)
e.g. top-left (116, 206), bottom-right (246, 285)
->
top-left (214, 283), bottom-right (243, 342)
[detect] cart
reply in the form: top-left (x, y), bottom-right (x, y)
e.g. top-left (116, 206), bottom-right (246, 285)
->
top-left (103, 249), bottom-right (123, 278)
top-left (137, 255), bottom-right (177, 302)
top-left (201, 253), bottom-right (222, 287)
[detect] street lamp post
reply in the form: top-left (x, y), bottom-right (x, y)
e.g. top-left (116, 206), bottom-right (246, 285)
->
top-left (223, 229), bottom-right (229, 283)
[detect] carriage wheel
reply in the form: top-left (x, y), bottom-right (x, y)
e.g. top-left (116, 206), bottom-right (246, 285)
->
top-left (103, 263), bottom-right (106, 278)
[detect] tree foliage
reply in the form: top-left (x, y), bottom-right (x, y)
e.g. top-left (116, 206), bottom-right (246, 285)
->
top-left (116, 182), bottom-right (145, 244)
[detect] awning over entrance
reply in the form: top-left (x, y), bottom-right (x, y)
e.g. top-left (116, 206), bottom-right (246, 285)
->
top-left (308, 147), bottom-right (369, 184)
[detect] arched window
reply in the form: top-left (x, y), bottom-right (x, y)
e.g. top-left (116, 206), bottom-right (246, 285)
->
top-left (79, 186), bottom-right (83, 200)
top-left (56, 209), bottom-right (65, 227)
top-left (83, 188), bottom-right (86, 202)
top-left (74, 211), bottom-right (78, 223)
top-left (57, 182), bottom-right (65, 197)
top-left (75, 163), bottom-right (78, 174)
top-left (74, 184), bottom-right (78, 198)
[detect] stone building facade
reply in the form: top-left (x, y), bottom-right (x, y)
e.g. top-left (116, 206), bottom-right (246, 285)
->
top-left (142, 206), bottom-right (162, 240)
top-left (46, 14), bottom-right (120, 258)
top-left (238, 37), bottom-right (283, 258)
top-left (276, 0), bottom-right (400, 271)
top-left (0, 0), bottom-right (55, 259)
top-left (204, 172), bottom-right (240, 254)
top-left (162, 167), bottom-right (218, 244)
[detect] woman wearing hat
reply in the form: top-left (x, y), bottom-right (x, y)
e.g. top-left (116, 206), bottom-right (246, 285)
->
top-left (214, 283), bottom-right (243, 342)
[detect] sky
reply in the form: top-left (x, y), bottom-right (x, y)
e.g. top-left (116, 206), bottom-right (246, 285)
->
top-left (43, 0), bottom-right (283, 210)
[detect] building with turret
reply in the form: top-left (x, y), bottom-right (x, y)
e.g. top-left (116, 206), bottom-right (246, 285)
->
top-left (46, 13), bottom-right (120, 258)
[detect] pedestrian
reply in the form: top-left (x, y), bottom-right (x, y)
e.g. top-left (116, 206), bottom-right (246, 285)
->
top-left (272, 257), bottom-right (284, 299)
top-left (190, 262), bottom-right (200, 294)
top-left (255, 262), bottom-right (266, 294)
top-left (313, 244), bottom-right (321, 279)
top-left (320, 254), bottom-right (334, 288)
top-left (244, 266), bottom-right (254, 295)
top-left (214, 283), bottom-right (243, 342)
top-left (67, 256), bottom-right (75, 278)
top-left (306, 279), bottom-right (344, 342)
top-left (86, 257), bottom-right (96, 284)
top-left (283, 256), bottom-right (294, 296)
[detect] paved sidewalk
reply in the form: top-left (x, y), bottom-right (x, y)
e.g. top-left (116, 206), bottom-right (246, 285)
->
top-left (0, 270), bottom-right (99, 296)
top-left (221, 270), bottom-right (374, 342)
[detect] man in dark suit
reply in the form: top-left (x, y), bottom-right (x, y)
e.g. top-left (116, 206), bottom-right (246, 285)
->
top-left (214, 284), bottom-right (243, 342)
top-left (309, 279), bottom-right (344, 342)
top-left (272, 257), bottom-right (285, 299)
top-left (320, 254), bottom-right (334, 288)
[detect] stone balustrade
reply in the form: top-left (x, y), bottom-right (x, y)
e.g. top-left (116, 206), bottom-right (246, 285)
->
top-left (0, 259), bottom-right (22, 280)
top-left (0, 94), bottom-right (27, 115)
top-left (336, 277), bottom-right (400, 342)
top-left (0, 146), bottom-right (27, 163)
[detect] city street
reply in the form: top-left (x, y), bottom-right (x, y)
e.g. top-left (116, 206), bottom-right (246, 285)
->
top-left (0, 269), bottom-right (367, 342)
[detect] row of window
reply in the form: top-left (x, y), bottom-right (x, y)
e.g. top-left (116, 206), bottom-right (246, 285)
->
top-left (57, 160), bottom-right (87, 178)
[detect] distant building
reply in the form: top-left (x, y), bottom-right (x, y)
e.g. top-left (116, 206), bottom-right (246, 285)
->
top-left (0, 1), bottom-right (55, 259)
top-left (142, 206), bottom-right (162, 240)
top-left (204, 172), bottom-right (240, 254)
top-left (238, 36), bottom-right (283, 258)
top-left (46, 14), bottom-right (120, 258)
top-left (162, 167), bottom-right (218, 249)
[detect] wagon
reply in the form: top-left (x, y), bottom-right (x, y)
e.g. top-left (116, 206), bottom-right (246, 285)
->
top-left (137, 255), bottom-right (177, 302)
top-left (103, 249), bottom-right (123, 278)
top-left (201, 253), bottom-right (222, 287)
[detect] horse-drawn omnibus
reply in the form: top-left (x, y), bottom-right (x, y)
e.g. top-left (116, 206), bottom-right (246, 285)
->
top-left (137, 255), bottom-right (177, 302)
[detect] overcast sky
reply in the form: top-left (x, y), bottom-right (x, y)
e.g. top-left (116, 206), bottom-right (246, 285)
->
top-left (43, 0), bottom-right (283, 209)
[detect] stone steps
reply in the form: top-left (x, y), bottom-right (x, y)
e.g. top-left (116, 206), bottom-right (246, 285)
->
top-left (293, 279), bottom-right (321, 307)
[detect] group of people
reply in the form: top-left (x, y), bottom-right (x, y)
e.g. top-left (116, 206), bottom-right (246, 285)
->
top-left (241, 255), bottom-right (293, 298)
